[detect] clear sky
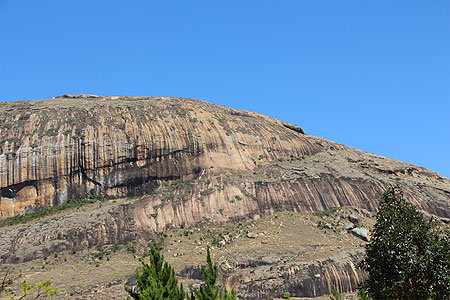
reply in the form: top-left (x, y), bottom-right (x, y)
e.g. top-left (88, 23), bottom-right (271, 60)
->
top-left (1, 1), bottom-right (449, 177)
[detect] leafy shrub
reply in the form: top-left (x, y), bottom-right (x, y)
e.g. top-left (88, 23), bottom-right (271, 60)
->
top-left (126, 242), bottom-right (136, 254)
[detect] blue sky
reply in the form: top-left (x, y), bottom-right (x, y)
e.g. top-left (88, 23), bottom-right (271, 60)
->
top-left (1, 1), bottom-right (449, 177)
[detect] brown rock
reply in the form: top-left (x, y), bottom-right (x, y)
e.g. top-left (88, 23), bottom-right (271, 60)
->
top-left (0, 96), bottom-right (448, 222)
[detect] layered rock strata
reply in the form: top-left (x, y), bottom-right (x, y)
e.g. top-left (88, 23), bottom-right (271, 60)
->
top-left (0, 95), bottom-right (322, 217)
top-left (0, 95), bottom-right (449, 220)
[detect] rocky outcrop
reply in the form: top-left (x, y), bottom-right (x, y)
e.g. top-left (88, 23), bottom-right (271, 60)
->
top-left (0, 200), bottom-right (137, 263)
top-left (0, 95), bottom-right (449, 220)
top-left (176, 249), bottom-right (365, 299)
top-left (0, 95), bottom-right (325, 218)
top-left (223, 250), bottom-right (365, 299)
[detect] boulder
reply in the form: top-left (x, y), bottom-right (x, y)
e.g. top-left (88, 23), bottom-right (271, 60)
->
top-left (351, 227), bottom-right (370, 241)
top-left (246, 232), bottom-right (258, 239)
top-left (344, 223), bottom-right (354, 230)
top-left (348, 215), bottom-right (359, 224)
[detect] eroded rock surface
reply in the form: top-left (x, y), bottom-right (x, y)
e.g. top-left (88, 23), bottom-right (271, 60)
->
top-left (0, 95), bottom-right (449, 299)
top-left (219, 249), bottom-right (365, 299)
top-left (0, 95), bottom-right (448, 220)
top-left (0, 95), bottom-right (321, 217)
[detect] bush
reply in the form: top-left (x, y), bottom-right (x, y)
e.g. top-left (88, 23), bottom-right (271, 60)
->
top-left (357, 286), bottom-right (369, 300)
top-left (329, 282), bottom-right (343, 300)
top-left (126, 242), bottom-right (136, 254)
top-left (281, 292), bottom-right (290, 299)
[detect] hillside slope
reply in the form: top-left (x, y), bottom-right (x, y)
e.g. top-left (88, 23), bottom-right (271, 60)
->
top-left (0, 95), bottom-right (449, 299)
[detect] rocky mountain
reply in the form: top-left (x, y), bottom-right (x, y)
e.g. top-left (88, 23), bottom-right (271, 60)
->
top-left (0, 95), bottom-right (449, 299)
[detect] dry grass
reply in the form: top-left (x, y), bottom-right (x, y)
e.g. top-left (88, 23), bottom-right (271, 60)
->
top-left (1, 207), bottom-right (370, 299)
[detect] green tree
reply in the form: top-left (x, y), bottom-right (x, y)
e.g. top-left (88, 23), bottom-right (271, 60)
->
top-left (361, 186), bottom-right (450, 300)
top-left (125, 245), bottom-right (186, 300)
top-left (0, 270), bottom-right (59, 299)
top-left (191, 246), bottom-right (236, 300)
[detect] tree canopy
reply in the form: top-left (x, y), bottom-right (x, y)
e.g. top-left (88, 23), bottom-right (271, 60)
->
top-left (361, 186), bottom-right (450, 300)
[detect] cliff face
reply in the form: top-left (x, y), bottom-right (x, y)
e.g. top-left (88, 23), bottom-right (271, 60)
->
top-left (1, 95), bottom-right (449, 299)
top-left (0, 95), bottom-right (326, 217)
top-left (1, 95), bottom-right (449, 220)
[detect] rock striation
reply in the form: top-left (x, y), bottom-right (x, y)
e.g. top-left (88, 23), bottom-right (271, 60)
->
top-left (0, 95), bottom-right (320, 217)
top-left (220, 249), bottom-right (366, 299)
top-left (0, 95), bottom-right (449, 221)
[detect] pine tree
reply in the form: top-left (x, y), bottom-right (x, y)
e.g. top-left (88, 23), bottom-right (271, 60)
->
top-left (125, 245), bottom-right (186, 300)
top-left (191, 246), bottom-right (236, 300)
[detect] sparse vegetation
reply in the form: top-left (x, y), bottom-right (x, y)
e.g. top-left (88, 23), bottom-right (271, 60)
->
top-left (315, 207), bottom-right (340, 218)
top-left (0, 137), bottom-right (21, 147)
top-left (0, 195), bottom-right (106, 227)
top-left (163, 179), bottom-right (195, 190)
top-left (92, 251), bottom-right (106, 260)
top-left (44, 128), bottom-right (59, 137)
top-left (200, 188), bottom-right (215, 196)
top-left (126, 242), bottom-right (136, 254)
top-left (111, 243), bottom-right (120, 252)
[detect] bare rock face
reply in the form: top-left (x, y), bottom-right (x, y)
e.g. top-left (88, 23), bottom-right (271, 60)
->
top-left (0, 95), bottom-right (449, 221)
top-left (177, 250), bottom-right (365, 300)
top-left (0, 95), bottom-right (322, 217)
top-left (0, 200), bottom-right (137, 263)
top-left (220, 250), bottom-right (366, 299)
